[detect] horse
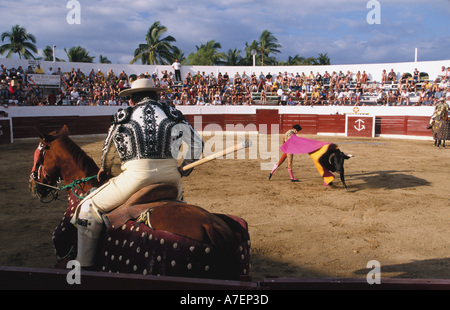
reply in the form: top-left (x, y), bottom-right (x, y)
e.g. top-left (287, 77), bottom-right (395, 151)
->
top-left (29, 125), bottom-right (251, 280)
top-left (427, 101), bottom-right (450, 148)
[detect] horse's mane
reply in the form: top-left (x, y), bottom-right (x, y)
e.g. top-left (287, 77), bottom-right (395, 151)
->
top-left (56, 134), bottom-right (99, 176)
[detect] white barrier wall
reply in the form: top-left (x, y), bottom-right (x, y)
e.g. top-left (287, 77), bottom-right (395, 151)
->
top-left (4, 104), bottom-right (435, 118)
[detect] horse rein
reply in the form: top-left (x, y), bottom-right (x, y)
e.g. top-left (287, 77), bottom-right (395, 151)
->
top-left (30, 141), bottom-right (96, 203)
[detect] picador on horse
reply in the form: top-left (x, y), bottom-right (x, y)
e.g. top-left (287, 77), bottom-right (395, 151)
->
top-left (29, 78), bottom-right (251, 280)
top-left (427, 97), bottom-right (450, 148)
top-left (73, 78), bottom-right (204, 269)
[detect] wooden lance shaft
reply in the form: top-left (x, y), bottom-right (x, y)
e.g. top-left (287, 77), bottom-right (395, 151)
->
top-left (181, 139), bottom-right (252, 171)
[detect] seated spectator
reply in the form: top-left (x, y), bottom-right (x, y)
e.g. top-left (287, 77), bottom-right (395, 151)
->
top-left (412, 68), bottom-right (420, 93)
top-left (434, 66), bottom-right (447, 83)
top-left (387, 89), bottom-right (399, 105)
top-left (398, 73), bottom-right (409, 91)
top-left (397, 89), bottom-right (409, 105)
top-left (76, 96), bottom-right (87, 106)
top-left (327, 90), bottom-right (336, 106)
top-left (70, 88), bottom-right (80, 104)
top-left (243, 92), bottom-right (253, 106)
top-left (387, 69), bottom-right (396, 84)
top-left (96, 69), bottom-right (105, 82)
top-left (417, 88), bottom-right (428, 105)
top-left (286, 96), bottom-right (296, 106)
top-left (8, 95), bottom-right (19, 106)
top-left (107, 96), bottom-right (118, 106)
top-left (35, 65), bottom-right (44, 74)
top-left (47, 90), bottom-right (57, 105)
top-left (25, 66), bottom-right (34, 75)
top-left (46, 67), bottom-right (55, 75)
top-left (376, 89), bottom-right (386, 105)
top-left (310, 87), bottom-right (321, 105)
top-left (260, 90), bottom-right (267, 105)
top-left (212, 92), bottom-right (222, 105)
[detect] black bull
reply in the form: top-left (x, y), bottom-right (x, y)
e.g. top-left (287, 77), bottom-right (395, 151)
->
top-left (317, 144), bottom-right (354, 190)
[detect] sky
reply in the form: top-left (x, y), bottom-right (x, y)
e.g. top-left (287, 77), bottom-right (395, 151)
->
top-left (0, 0), bottom-right (449, 65)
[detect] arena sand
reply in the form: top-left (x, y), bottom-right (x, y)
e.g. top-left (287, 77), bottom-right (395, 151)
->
top-left (0, 133), bottom-right (449, 282)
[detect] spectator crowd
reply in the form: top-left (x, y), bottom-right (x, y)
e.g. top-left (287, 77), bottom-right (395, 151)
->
top-left (1, 62), bottom-right (449, 108)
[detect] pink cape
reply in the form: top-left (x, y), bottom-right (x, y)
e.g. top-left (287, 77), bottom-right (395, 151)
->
top-left (280, 134), bottom-right (331, 154)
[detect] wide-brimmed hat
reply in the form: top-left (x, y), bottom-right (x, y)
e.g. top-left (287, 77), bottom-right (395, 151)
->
top-left (118, 78), bottom-right (165, 97)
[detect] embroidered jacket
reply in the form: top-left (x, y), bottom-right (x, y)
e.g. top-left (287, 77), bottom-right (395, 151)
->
top-left (101, 98), bottom-right (203, 170)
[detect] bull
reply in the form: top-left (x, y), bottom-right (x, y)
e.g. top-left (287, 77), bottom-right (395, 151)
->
top-left (280, 135), bottom-right (354, 190)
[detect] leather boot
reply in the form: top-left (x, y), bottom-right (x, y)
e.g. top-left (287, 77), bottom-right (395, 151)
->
top-left (76, 216), bottom-right (103, 268)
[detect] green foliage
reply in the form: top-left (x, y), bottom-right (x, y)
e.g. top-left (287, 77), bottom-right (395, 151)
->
top-left (129, 21), bottom-right (178, 65)
top-left (64, 46), bottom-right (95, 63)
top-left (0, 24), bottom-right (37, 59)
top-left (0, 23), bottom-right (331, 66)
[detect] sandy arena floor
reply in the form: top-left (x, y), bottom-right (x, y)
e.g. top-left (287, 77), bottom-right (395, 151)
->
top-left (0, 132), bottom-right (449, 282)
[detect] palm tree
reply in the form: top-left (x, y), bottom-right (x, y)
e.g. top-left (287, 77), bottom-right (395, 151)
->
top-left (99, 54), bottom-right (111, 64)
top-left (224, 48), bottom-right (243, 66)
top-left (258, 30), bottom-right (281, 66)
top-left (64, 46), bottom-right (95, 63)
top-left (243, 40), bottom-right (260, 66)
top-left (185, 40), bottom-right (225, 65)
top-left (172, 46), bottom-right (186, 64)
top-left (283, 55), bottom-right (306, 66)
top-left (0, 24), bottom-right (37, 59)
top-left (38, 45), bottom-right (64, 62)
top-left (129, 21), bottom-right (177, 65)
top-left (316, 53), bottom-right (330, 65)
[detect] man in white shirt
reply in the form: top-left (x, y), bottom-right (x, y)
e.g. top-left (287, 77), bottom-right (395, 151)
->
top-left (172, 59), bottom-right (182, 82)
top-left (398, 89), bottom-right (410, 105)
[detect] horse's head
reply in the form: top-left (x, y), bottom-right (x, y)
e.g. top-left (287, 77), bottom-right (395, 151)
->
top-left (29, 125), bottom-right (69, 202)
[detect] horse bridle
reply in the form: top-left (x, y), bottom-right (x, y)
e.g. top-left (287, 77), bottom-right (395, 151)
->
top-left (30, 140), bottom-right (98, 203)
top-left (30, 141), bottom-right (62, 203)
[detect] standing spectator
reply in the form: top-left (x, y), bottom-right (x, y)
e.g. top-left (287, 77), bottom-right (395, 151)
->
top-left (172, 59), bottom-right (182, 83)
top-left (412, 68), bottom-right (420, 93)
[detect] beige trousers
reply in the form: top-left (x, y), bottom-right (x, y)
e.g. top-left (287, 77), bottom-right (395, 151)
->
top-left (73, 158), bottom-right (183, 224)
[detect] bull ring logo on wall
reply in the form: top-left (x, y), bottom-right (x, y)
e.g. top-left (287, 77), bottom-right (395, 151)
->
top-left (354, 119), bottom-right (366, 131)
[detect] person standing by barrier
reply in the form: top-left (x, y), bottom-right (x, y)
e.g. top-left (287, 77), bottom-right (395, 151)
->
top-left (172, 59), bottom-right (182, 83)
